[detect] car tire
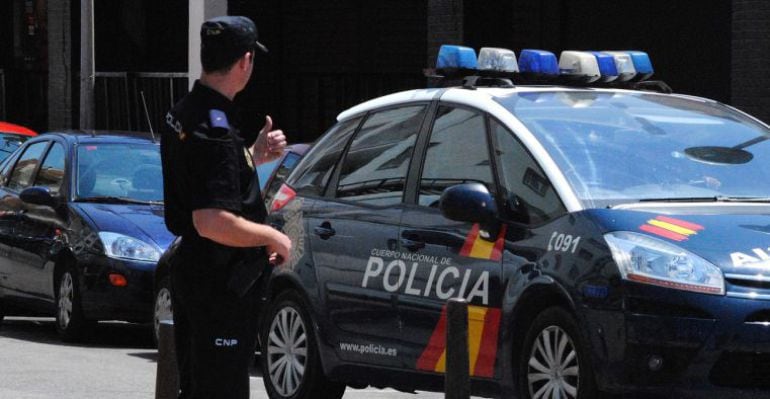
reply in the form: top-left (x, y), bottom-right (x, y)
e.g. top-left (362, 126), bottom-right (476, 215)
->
top-left (153, 276), bottom-right (173, 347)
top-left (519, 307), bottom-right (597, 399)
top-left (261, 291), bottom-right (345, 399)
top-left (55, 267), bottom-right (89, 342)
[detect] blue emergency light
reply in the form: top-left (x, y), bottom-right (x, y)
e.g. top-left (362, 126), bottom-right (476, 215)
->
top-left (436, 45), bottom-right (478, 70)
top-left (591, 52), bottom-right (619, 82)
top-left (627, 51), bottom-right (654, 80)
top-left (518, 50), bottom-right (559, 75)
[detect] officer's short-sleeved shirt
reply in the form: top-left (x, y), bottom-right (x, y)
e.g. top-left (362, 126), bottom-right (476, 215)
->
top-left (161, 81), bottom-right (267, 240)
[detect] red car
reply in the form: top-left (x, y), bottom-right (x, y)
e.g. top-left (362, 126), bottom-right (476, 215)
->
top-left (0, 122), bottom-right (37, 163)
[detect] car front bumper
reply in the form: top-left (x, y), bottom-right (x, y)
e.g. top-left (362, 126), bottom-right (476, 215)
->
top-left (79, 255), bottom-right (155, 323)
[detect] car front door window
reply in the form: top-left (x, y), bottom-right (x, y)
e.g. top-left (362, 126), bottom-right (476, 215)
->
top-left (33, 143), bottom-right (66, 196)
top-left (7, 141), bottom-right (49, 192)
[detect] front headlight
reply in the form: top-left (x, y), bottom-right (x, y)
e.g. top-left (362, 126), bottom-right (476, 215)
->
top-left (604, 231), bottom-right (724, 295)
top-left (98, 232), bottom-right (161, 262)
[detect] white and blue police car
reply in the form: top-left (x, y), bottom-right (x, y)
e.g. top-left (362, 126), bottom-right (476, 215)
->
top-left (256, 46), bottom-right (770, 398)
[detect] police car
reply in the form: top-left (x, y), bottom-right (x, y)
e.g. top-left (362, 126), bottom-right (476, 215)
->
top-left (259, 46), bottom-right (770, 399)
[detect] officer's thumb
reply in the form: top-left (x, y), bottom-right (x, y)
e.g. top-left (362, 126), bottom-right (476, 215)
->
top-left (262, 115), bottom-right (273, 133)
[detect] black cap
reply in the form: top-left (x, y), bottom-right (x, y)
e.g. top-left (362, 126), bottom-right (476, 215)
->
top-left (201, 16), bottom-right (268, 62)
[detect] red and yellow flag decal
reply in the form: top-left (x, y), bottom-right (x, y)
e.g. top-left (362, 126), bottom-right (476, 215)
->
top-left (416, 305), bottom-right (501, 378)
top-left (639, 215), bottom-right (704, 242)
top-left (459, 224), bottom-right (507, 261)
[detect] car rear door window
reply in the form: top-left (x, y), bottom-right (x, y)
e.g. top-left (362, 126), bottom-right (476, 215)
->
top-left (34, 143), bottom-right (66, 196)
top-left (290, 117), bottom-right (361, 197)
top-left (336, 105), bottom-right (425, 206)
top-left (418, 106), bottom-right (495, 207)
top-left (491, 119), bottom-right (566, 224)
top-left (7, 141), bottom-right (49, 192)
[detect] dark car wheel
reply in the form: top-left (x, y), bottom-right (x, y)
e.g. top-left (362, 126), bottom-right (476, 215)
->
top-left (55, 268), bottom-right (89, 342)
top-left (261, 291), bottom-right (345, 399)
top-left (153, 276), bottom-right (173, 346)
top-left (519, 307), bottom-right (596, 399)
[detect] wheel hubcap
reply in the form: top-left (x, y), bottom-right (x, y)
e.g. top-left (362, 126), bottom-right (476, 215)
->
top-left (154, 287), bottom-right (173, 339)
top-left (58, 273), bottom-right (74, 329)
top-left (267, 307), bottom-right (308, 397)
top-left (527, 325), bottom-right (579, 399)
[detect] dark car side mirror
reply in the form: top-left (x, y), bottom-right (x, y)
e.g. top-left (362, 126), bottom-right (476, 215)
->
top-left (20, 186), bottom-right (58, 208)
top-left (439, 183), bottom-right (498, 225)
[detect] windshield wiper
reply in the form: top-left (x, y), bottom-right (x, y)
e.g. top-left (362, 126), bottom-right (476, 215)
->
top-left (76, 196), bottom-right (162, 205)
top-left (639, 196), bottom-right (770, 203)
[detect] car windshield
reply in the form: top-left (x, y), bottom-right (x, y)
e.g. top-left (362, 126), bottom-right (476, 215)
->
top-left (0, 134), bottom-right (30, 162)
top-left (76, 142), bottom-right (162, 203)
top-left (496, 91), bottom-right (770, 208)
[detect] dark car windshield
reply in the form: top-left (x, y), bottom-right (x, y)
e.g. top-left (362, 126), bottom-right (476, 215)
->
top-left (0, 134), bottom-right (30, 162)
top-left (76, 143), bottom-right (162, 203)
top-left (496, 91), bottom-right (770, 207)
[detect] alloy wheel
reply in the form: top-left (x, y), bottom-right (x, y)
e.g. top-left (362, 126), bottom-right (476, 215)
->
top-left (154, 286), bottom-right (173, 340)
top-left (58, 272), bottom-right (74, 330)
top-left (527, 325), bottom-right (580, 399)
top-left (266, 307), bottom-right (308, 397)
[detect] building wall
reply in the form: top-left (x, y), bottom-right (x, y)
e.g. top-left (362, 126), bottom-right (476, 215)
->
top-left (732, 0), bottom-right (770, 124)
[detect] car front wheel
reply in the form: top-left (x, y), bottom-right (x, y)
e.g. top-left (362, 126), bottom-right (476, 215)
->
top-left (519, 307), bottom-right (596, 399)
top-left (153, 276), bottom-right (173, 346)
top-left (261, 291), bottom-right (345, 399)
top-left (55, 268), bottom-right (88, 342)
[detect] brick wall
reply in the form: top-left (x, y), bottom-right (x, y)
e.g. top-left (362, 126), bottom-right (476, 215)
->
top-left (427, 0), bottom-right (463, 67)
top-left (732, 0), bottom-right (770, 123)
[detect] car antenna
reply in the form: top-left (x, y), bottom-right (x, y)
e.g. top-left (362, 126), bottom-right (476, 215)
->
top-left (140, 91), bottom-right (157, 143)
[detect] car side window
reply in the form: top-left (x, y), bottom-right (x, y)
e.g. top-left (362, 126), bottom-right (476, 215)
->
top-left (336, 105), bottom-right (425, 206)
top-left (0, 151), bottom-right (20, 186)
top-left (33, 143), bottom-right (66, 196)
top-left (418, 106), bottom-right (495, 207)
top-left (7, 141), bottom-right (49, 192)
top-left (290, 117), bottom-right (361, 197)
top-left (491, 119), bottom-right (566, 224)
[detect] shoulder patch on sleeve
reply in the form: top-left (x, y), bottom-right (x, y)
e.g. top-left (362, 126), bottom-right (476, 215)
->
top-left (209, 109), bottom-right (230, 130)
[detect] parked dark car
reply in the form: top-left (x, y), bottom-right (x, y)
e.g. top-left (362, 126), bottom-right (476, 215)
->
top-left (0, 131), bottom-right (172, 342)
top-left (152, 142), bottom-right (309, 342)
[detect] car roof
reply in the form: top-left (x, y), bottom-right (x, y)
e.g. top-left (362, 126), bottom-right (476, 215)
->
top-left (0, 122), bottom-right (37, 136)
top-left (336, 85), bottom-right (716, 122)
top-left (38, 130), bottom-right (157, 145)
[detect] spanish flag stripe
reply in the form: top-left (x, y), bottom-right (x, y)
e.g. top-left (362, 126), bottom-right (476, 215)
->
top-left (640, 224), bottom-right (687, 241)
top-left (656, 216), bottom-right (703, 231)
top-left (467, 306), bottom-right (488, 375)
top-left (469, 235), bottom-right (495, 259)
top-left (474, 308), bottom-right (502, 378)
top-left (490, 225), bottom-right (507, 262)
top-left (416, 306), bottom-right (448, 371)
top-left (647, 219), bottom-right (697, 236)
top-left (459, 224), bottom-right (480, 257)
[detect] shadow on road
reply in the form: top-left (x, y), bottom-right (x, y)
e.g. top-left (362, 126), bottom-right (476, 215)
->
top-left (0, 317), bottom-right (155, 350)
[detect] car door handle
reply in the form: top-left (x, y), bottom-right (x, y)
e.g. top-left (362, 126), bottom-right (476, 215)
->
top-left (313, 224), bottom-right (336, 240)
top-left (400, 238), bottom-right (425, 252)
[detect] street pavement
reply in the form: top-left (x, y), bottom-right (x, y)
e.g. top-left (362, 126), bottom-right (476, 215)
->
top-left (0, 317), bottom-right (453, 399)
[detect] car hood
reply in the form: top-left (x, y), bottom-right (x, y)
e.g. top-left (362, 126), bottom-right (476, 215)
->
top-left (73, 203), bottom-right (174, 251)
top-left (590, 203), bottom-right (770, 277)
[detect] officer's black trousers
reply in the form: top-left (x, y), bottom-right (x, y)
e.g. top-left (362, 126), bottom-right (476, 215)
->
top-left (170, 240), bottom-right (261, 399)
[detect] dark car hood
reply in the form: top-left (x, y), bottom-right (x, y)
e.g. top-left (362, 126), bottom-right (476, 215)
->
top-left (73, 202), bottom-right (173, 251)
top-left (590, 203), bottom-right (770, 277)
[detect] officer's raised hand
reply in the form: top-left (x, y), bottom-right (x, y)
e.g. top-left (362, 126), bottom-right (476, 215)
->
top-left (252, 115), bottom-right (286, 165)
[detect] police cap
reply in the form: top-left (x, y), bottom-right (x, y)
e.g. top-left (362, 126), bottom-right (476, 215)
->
top-left (201, 16), bottom-right (268, 70)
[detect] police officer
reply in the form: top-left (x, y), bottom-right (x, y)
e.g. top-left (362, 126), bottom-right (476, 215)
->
top-left (160, 15), bottom-right (292, 399)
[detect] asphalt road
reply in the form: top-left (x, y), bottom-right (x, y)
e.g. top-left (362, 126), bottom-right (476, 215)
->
top-left (0, 317), bottom-right (453, 399)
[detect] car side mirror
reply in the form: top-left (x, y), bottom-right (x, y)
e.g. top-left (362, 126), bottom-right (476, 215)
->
top-left (439, 183), bottom-right (498, 225)
top-left (20, 186), bottom-right (57, 208)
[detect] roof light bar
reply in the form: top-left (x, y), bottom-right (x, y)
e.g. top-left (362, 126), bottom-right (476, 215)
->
top-left (591, 51), bottom-right (619, 82)
top-left (477, 47), bottom-right (519, 73)
top-left (559, 51), bottom-right (601, 83)
top-left (627, 51), bottom-right (654, 81)
top-left (602, 51), bottom-right (637, 82)
top-left (518, 49), bottom-right (559, 76)
top-left (436, 45), bottom-right (478, 70)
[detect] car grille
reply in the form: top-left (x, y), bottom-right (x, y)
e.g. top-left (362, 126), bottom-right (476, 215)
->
top-left (710, 351), bottom-right (770, 388)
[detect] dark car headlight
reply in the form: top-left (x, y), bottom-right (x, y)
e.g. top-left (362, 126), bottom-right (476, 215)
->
top-left (98, 232), bottom-right (161, 262)
top-left (605, 231), bottom-right (724, 295)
